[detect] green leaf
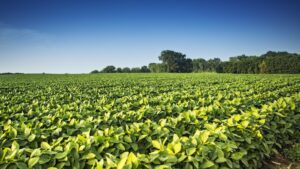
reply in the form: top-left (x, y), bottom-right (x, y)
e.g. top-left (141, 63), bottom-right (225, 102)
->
top-left (117, 156), bottom-right (127, 169)
top-left (241, 158), bottom-right (249, 167)
top-left (16, 162), bottom-right (29, 169)
top-left (24, 127), bottom-right (31, 137)
top-left (96, 159), bottom-right (104, 169)
top-left (106, 156), bottom-right (116, 168)
top-left (173, 143), bottom-right (182, 154)
top-left (138, 135), bottom-right (148, 141)
top-left (117, 143), bottom-right (125, 151)
top-left (233, 115), bottom-right (241, 122)
top-left (28, 157), bottom-right (39, 168)
top-left (124, 136), bottom-right (132, 143)
top-left (200, 160), bottom-right (215, 168)
top-left (55, 151), bottom-right (68, 159)
top-left (178, 153), bottom-right (187, 162)
top-left (82, 153), bottom-right (96, 160)
top-left (172, 134), bottom-right (180, 142)
top-left (217, 149), bottom-right (224, 158)
top-left (215, 149), bottom-right (226, 163)
top-left (186, 147), bottom-right (196, 156)
top-left (152, 140), bottom-right (161, 150)
top-left (12, 141), bottom-right (19, 151)
top-left (11, 127), bottom-right (18, 137)
top-left (200, 131), bottom-right (210, 143)
top-left (39, 154), bottom-right (51, 164)
top-left (41, 142), bottom-right (51, 150)
top-left (127, 152), bottom-right (138, 166)
top-left (166, 156), bottom-right (177, 163)
top-left (219, 133), bottom-right (227, 141)
top-left (88, 159), bottom-right (97, 166)
top-left (256, 130), bottom-right (263, 139)
top-left (56, 162), bottom-right (65, 169)
top-left (28, 134), bottom-right (36, 142)
top-left (231, 151), bottom-right (246, 160)
top-left (241, 121), bottom-right (249, 128)
top-left (259, 119), bottom-right (266, 125)
top-left (131, 143), bottom-right (138, 151)
top-left (5, 149), bottom-right (17, 160)
top-left (216, 157), bottom-right (227, 163)
top-left (0, 164), bottom-right (9, 169)
top-left (30, 149), bottom-right (41, 158)
top-left (160, 119), bottom-right (167, 127)
top-left (290, 101), bottom-right (296, 110)
top-left (154, 165), bottom-right (171, 169)
top-left (226, 159), bottom-right (233, 168)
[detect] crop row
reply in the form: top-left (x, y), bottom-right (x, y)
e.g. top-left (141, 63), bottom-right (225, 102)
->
top-left (0, 74), bottom-right (299, 169)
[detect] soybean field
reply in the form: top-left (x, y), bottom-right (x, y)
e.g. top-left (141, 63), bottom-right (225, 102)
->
top-left (0, 73), bottom-right (300, 169)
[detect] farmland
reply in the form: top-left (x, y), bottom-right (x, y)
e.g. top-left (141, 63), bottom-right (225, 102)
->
top-left (0, 73), bottom-right (300, 169)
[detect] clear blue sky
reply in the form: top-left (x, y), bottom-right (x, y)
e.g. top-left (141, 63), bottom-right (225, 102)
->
top-left (0, 0), bottom-right (300, 73)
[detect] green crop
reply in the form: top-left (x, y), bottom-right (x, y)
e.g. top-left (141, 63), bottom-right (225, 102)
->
top-left (0, 73), bottom-right (299, 169)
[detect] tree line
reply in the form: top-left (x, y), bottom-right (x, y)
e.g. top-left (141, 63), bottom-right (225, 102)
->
top-left (91, 65), bottom-right (150, 73)
top-left (92, 50), bottom-right (300, 74)
top-left (0, 72), bottom-right (24, 75)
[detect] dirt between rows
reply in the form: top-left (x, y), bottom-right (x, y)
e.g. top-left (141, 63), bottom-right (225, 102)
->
top-left (262, 153), bottom-right (300, 169)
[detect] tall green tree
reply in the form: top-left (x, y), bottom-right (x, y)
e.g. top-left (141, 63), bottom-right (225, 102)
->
top-left (116, 67), bottom-right (123, 73)
top-left (94, 50), bottom-right (300, 74)
top-left (131, 67), bottom-right (141, 73)
top-left (148, 63), bottom-right (167, 73)
top-left (141, 66), bottom-right (150, 72)
top-left (192, 58), bottom-right (209, 72)
top-left (122, 67), bottom-right (131, 73)
top-left (158, 50), bottom-right (192, 72)
top-left (101, 65), bottom-right (116, 73)
top-left (90, 70), bottom-right (99, 74)
top-left (207, 58), bottom-right (222, 71)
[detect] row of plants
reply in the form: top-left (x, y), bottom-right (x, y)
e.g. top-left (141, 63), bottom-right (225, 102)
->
top-left (0, 74), bottom-right (299, 168)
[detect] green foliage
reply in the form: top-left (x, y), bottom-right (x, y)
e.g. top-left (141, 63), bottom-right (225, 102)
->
top-left (92, 65), bottom-right (150, 73)
top-left (90, 70), bottom-right (100, 74)
top-left (141, 66), bottom-right (151, 73)
top-left (130, 67), bottom-right (141, 73)
top-left (158, 50), bottom-right (192, 73)
top-left (90, 51), bottom-right (300, 74)
top-left (101, 65), bottom-right (116, 73)
top-left (284, 143), bottom-right (300, 161)
top-left (149, 63), bottom-right (167, 73)
top-left (222, 51), bottom-right (300, 74)
top-left (0, 73), bottom-right (300, 168)
top-left (122, 67), bottom-right (131, 73)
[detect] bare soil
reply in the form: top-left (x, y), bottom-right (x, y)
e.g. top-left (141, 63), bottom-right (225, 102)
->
top-left (263, 153), bottom-right (300, 169)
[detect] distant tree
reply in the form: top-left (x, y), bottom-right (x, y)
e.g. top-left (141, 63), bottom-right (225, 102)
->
top-left (148, 63), bottom-right (167, 73)
top-left (0, 72), bottom-right (13, 75)
top-left (148, 63), bottom-right (157, 73)
top-left (90, 70), bottom-right (99, 74)
top-left (181, 58), bottom-right (193, 72)
top-left (101, 65), bottom-right (116, 73)
top-left (141, 65), bottom-right (150, 72)
top-left (220, 51), bottom-right (300, 74)
top-left (261, 51), bottom-right (300, 73)
top-left (94, 51), bottom-right (300, 74)
top-left (0, 72), bottom-right (24, 75)
top-left (216, 64), bottom-right (224, 73)
top-left (131, 67), bottom-right (141, 73)
top-left (207, 58), bottom-right (222, 72)
top-left (158, 50), bottom-right (192, 72)
top-left (122, 67), bottom-right (131, 73)
top-left (259, 61), bottom-right (267, 74)
top-left (192, 58), bottom-right (209, 72)
top-left (116, 67), bottom-right (123, 73)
